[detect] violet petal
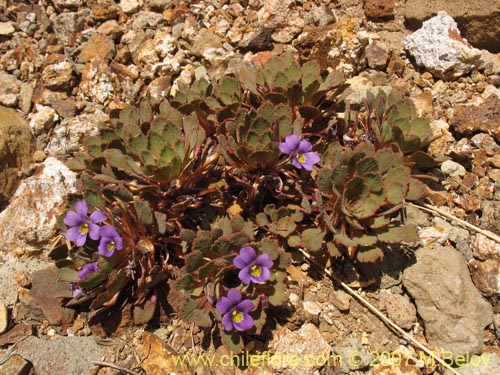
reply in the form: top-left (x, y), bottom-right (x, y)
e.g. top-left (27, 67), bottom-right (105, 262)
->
top-left (279, 141), bottom-right (293, 154)
top-left (88, 223), bottom-right (101, 240)
top-left (99, 225), bottom-right (118, 238)
top-left (221, 313), bottom-right (234, 331)
top-left (98, 238), bottom-right (114, 257)
top-left (236, 299), bottom-right (254, 314)
top-left (65, 226), bottom-right (82, 241)
top-left (75, 200), bottom-right (88, 218)
top-left (284, 134), bottom-right (300, 151)
top-left (114, 235), bottom-right (123, 250)
top-left (226, 289), bottom-right (242, 305)
top-left (233, 246), bottom-right (256, 268)
top-left (255, 253), bottom-right (273, 269)
top-left (304, 151), bottom-right (320, 165)
top-left (75, 232), bottom-right (88, 247)
top-left (216, 296), bottom-right (232, 314)
top-left (64, 211), bottom-right (84, 227)
top-left (297, 139), bottom-right (313, 153)
top-left (301, 152), bottom-right (320, 171)
top-left (290, 156), bottom-right (303, 169)
top-left (89, 210), bottom-right (107, 223)
top-left (238, 267), bottom-right (252, 285)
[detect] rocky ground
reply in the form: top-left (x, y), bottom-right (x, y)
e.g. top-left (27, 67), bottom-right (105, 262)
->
top-left (1, 0), bottom-right (500, 374)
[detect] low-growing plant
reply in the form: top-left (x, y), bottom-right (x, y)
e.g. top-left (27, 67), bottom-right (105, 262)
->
top-left (50, 51), bottom-right (434, 351)
top-left (316, 141), bottom-right (422, 262)
top-left (174, 215), bottom-right (289, 352)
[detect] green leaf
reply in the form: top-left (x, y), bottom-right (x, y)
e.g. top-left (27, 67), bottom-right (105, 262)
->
top-left (385, 166), bottom-right (409, 186)
top-left (353, 233), bottom-right (378, 247)
top-left (335, 233), bottom-right (357, 247)
top-left (357, 247), bottom-right (384, 262)
top-left (198, 261), bottom-right (216, 280)
top-left (93, 174), bottom-right (120, 184)
top-left (103, 149), bottom-right (143, 176)
top-left (148, 131), bottom-right (165, 159)
top-left (385, 182), bottom-right (407, 205)
top-left (356, 157), bottom-right (378, 175)
top-left (134, 200), bottom-right (154, 226)
top-left (180, 297), bottom-right (197, 323)
top-left (105, 184), bottom-right (134, 202)
top-left (186, 250), bottom-right (204, 273)
top-left (66, 157), bottom-right (87, 171)
top-left (287, 235), bottom-right (301, 248)
top-left (301, 60), bottom-right (321, 85)
top-left (319, 70), bottom-right (344, 91)
top-left (58, 267), bottom-right (78, 282)
top-left (128, 133), bottom-right (148, 157)
top-left (367, 215), bottom-right (391, 229)
top-left (180, 229), bottom-right (196, 243)
top-left (267, 273), bottom-right (287, 306)
top-left (406, 178), bottom-right (427, 201)
top-left (251, 306), bottom-right (267, 335)
top-left (317, 168), bottom-right (333, 192)
top-left (408, 151), bottom-right (435, 168)
top-left (220, 329), bottom-right (244, 353)
top-left (377, 225), bottom-right (419, 243)
top-left (238, 62), bottom-right (258, 95)
top-left (84, 192), bottom-right (106, 210)
top-left (301, 228), bottom-right (325, 252)
top-left (270, 216), bottom-right (297, 237)
top-left (195, 307), bottom-right (213, 328)
top-left (376, 149), bottom-right (396, 173)
top-left (332, 165), bottom-right (348, 188)
top-left (364, 173), bottom-right (382, 193)
top-left (154, 212), bottom-right (168, 234)
top-left (79, 269), bottom-right (109, 289)
top-left (327, 242), bottom-right (342, 257)
top-left (259, 238), bottom-right (280, 260)
top-left (157, 147), bottom-right (176, 167)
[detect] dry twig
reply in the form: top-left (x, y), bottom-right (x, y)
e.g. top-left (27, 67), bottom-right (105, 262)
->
top-left (409, 201), bottom-right (500, 244)
top-left (91, 361), bottom-right (142, 375)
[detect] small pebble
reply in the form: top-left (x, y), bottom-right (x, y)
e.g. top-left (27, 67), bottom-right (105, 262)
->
top-left (0, 22), bottom-right (15, 36)
top-left (46, 328), bottom-right (56, 336)
top-left (441, 159), bottom-right (466, 177)
top-left (303, 301), bottom-right (321, 323)
top-left (0, 303), bottom-right (9, 334)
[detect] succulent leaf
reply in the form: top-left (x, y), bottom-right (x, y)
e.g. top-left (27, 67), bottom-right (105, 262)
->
top-left (377, 226), bottom-right (419, 243)
top-left (301, 228), bottom-right (325, 252)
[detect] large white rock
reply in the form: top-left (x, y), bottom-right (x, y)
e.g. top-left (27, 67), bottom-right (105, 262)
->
top-left (404, 11), bottom-right (483, 80)
top-left (46, 112), bottom-right (106, 156)
top-left (0, 157), bottom-right (77, 258)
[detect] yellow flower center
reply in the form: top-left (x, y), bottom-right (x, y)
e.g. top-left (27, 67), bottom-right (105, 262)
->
top-left (80, 224), bottom-right (89, 234)
top-left (107, 241), bottom-right (115, 252)
top-left (251, 265), bottom-right (262, 277)
top-left (231, 310), bottom-right (243, 323)
top-left (296, 153), bottom-right (306, 164)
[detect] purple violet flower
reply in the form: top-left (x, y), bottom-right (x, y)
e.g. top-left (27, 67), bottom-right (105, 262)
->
top-left (70, 281), bottom-right (87, 299)
top-left (64, 200), bottom-right (108, 246)
top-left (216, 289), bottom-right (255, 332)
top-left (77, 261), bottom-right (99, 280)
top-left (279, 134), bottom-right (320, 171)
top-left (98, 225), bottom-right (123, 257)
top-left (233, 246), bottom-right (273, 285)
